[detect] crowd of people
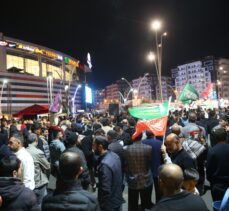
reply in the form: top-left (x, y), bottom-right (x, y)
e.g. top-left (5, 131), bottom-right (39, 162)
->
top-left (0, 107), bottom-right (229, 211)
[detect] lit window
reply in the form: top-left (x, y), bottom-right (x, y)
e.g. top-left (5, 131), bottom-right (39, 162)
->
top-left (42, 63), bottom-right (62, 80)
top-left (25, 58), bottom-right (39, 76)
top-left (6, 54), bottom-right (24, 70)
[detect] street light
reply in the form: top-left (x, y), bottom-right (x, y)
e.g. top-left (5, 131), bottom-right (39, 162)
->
top-left (135, 73), bottom-right (149, 99)
top-left (71, 84), bottom-right (82, 115)
top-left (151, 20), bottom-right (162, 31)
top-left (121, 77), bottom-right (133, 90)
top-left (0, 80), bottom-right (7, 115)
top-left (148, 19), bottom-right (167, 102)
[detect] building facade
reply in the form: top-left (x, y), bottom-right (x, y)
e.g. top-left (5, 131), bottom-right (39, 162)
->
top-left (0, 33), bottom-right (84, 115)
top-left (132, 74), bottom-right (172, 101)
top-left (105, 83), bottom-right (119, 102)
top-left (94, 89), bottom-right (105, 109)
top-left (172, 57), bottom-right (229, 99)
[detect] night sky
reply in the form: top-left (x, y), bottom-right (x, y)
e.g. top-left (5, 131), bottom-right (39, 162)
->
top-left (0, 0), bottom-right (229, 89)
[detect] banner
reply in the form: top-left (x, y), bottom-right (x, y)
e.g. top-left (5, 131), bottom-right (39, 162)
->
top-left (179, 83), bottom-right (199, 104)
top-left (132, 116), bottom-right (168, 139)
top-left (128, 100), bottom-right (169, 120)
top-left (50, 91), bottom-right (62, 113)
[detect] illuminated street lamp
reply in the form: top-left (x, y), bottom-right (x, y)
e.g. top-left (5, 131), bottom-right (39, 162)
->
top-left (0, 79), bottom-right (7, 115)
top-left (148, 19), bottom-right (167, 101)
top-left (151, 20), bottom-right (162, 31)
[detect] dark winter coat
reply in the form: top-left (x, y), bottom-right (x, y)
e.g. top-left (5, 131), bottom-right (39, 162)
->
top-left (0, 177), bottom-right (37, 211)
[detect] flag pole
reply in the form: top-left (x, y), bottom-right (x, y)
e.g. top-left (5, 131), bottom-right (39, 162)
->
top-left (162, 96), bottom-right (172, 145)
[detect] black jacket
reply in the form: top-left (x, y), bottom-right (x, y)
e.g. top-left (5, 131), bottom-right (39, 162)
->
top-left (42, 180), bottom-right (100, 211)
top-left (207, 143), bottom-right (229, 185)
top-left (0, 177), bottom-right (37, 211)
top-left (171, 149), bottom-right (196, 172)
top-left (151, 191), bottom-right (208, 211)
top-left (98, 151), bottom-right (124, 211)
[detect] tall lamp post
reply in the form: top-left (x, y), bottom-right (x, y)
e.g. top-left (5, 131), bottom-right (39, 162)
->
top-left (148, 19), bottom-right (167, 102)
top-left (135, 73), bottom-right (149, 99)
top-left (121, 77), bottom-right (134, 102)
top-left (0, 79), bottom-right (7, 115)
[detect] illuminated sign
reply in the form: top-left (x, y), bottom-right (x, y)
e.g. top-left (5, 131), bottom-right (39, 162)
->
top-left (17, 43), bottom-right (35, 52)
top-left (0, 39), bottom-right (76, 63)
top-left (8, 42), bottom-right (16, 48)
top-left (85, 86), bottom-right (93, 104)
top-left (0, 41), bottom-right (8, 46)
top-left (64, 57), bottom-right (79, 67)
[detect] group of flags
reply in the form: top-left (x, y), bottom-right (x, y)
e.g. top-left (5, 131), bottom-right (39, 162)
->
top-left (129, 82), bottom-right (213, 139)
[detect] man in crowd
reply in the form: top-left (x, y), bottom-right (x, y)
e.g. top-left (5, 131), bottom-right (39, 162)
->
top-left (207, 127), bottom-right (229, 201)
top-left (142, 130), bottom-right (162, 202)
top-left (64, 131), bottom-right (91, 190)
top-left (162, 133), bottom-right (196, 172)
top-left (49, 126), bottom-right (65, 177)
top-left (0, 155), bottom-right (37, 210)
top-left (181, 112), bottom-right (206, 139)
top-left (123, 133), bottom-right (153, 211)
top-left (26, 133), bottom-right (50, 207)
top-left (42, 151), bottom-right (100, 211)
top-left (210, 115), bottom-right (229, 146)
top-left (151, 163), bottom-right (208, 211)
top-left (8, 132), bottom-right (35, 190)
top-left (94, 135), bottom-right (124, 211)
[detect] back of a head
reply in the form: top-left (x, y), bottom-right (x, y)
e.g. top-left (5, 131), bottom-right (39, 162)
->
top-left (93, 123), bottom-right (102, 132)
top-left (209, 110), bottom-right (216, 118)
top-left (212, 127), bottom-right (227, 143)
top-left (101, 118), bottom-right (109, 126)
top-left (183, 168), bottom-right (199, 182)
top-left (94, 135), bottom-right (109, 150)
top-left (59, 151), bottom-right (82, 180)
top-left (171, 125), bottom-right (181, 136)
top-left (188, 112), bottom-right (197, 123)
top-left (27, 133), bottom-right (38, 144)
top-left (94, 128), bottom-right (105, 136)
top-left (107, 130), bottom-right (118, 140)
top-left (159, 164), bottom-right (184, 192)
top-left (128, 117), bottom-right (136, 127)
top-left (65, 131), bottom-right (78, 147)
top-left (146, 130), bottom-right (154, 139)
top-left (0, 155), bottom-right (21, 177)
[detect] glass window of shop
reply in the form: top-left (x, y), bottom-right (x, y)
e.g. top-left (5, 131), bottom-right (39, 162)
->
top-left (6, 54), bottom-right (24, 70)
top-left (42, 63), bottom-right (62, 80)
top-left (25, 58), bottom-right (39, 76)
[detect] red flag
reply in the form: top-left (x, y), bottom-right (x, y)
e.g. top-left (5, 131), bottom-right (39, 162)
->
top-left (132, 116), bottom-right (168, 140)
top-left (201, 83), bottom-right (213, 98)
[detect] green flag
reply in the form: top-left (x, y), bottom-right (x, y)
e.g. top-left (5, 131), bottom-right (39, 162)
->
top-left (179, 83), bottom-right (199, 104)
top-left (128, 100), bottom-right (169, 120)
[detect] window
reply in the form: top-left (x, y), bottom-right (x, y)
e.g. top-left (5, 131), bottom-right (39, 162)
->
top-left (6, 54), bottom-right (24, 70)
top-left (42, 63), bottom-right (62, 80)
top-left (25, 58), bottom-right (39, 76)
